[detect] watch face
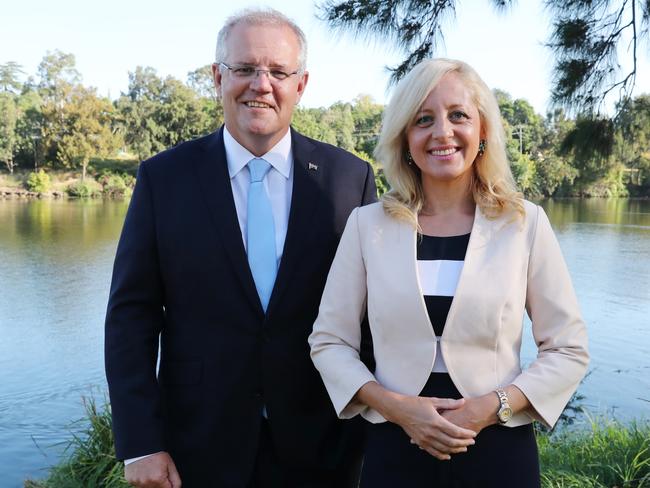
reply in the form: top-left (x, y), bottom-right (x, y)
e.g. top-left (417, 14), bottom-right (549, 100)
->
top-left (499, 407), bottom-right (513, 422)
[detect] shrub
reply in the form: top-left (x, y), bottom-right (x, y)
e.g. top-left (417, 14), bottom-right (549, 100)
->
top-left (98, 171), bottom-right (134, 197)
top-left (66, 181), bottom-right (101, 198)
top-left (26, 170), bottom-right (51, 193)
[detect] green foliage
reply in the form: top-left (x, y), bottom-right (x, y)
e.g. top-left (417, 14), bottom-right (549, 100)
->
top-left (2, 51), bottom-right (650, 198)
top-left (29, 399), bottom-right (650, 488)
top-left (0, 61), bottom-right (24, 93)
top-left (26, 169), bottom-right (51, 193)
top-left (52, 85), bottom-right (123, 180)
top-left (66, 180), bottom-right (101, 198)
top-left (538, 417), bottom-right (650, 488)
top-left (546, 1), bottom-right (644, 115)
top-left (28, 399), bottom-right (129, 488)
top-left (98, 171), bottom-right (134, 198)
top-left (510, 153), bottom-right (538, 195)
top-left (0, 92), bottom-right (19, 172)
top-left (90, 157), bottom-right (139, 177)
top-left (115, 66), bottom-right (220, 161)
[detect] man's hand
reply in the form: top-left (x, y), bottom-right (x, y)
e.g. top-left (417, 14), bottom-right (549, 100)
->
top-left (125, 452), bottom-right (182, 488)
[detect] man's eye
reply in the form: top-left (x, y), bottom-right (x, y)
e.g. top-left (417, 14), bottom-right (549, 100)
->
top-left (235, 66), bottom-right (256, 75)
top-left (270, 70), bottom-right (289, 80)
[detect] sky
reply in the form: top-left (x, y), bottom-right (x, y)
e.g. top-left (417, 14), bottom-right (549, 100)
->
top-left (2, 0), bottom-right (649, 115)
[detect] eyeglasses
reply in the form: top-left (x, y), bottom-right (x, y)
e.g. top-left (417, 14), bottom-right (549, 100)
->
top-left (219, 62), bottom-right (300, 82)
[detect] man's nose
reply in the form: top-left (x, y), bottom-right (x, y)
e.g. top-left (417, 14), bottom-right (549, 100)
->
top-left (249, 70), bottom-right (273, 92)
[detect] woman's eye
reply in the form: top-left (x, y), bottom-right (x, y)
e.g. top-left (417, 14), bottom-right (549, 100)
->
top-left (450, 111), bottom-right (469, 121)
top-left (415, 115), bottom-right (433, 126)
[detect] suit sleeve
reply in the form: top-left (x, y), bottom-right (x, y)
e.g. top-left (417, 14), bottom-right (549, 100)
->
top-left (105, 162), bottom-right (166, 460)
top-left (309, 208), bottom-right (377, 419)
top-left (361, 161), bottom-right (378, 206)
top-left (512, 205), bottom-right (589, 428)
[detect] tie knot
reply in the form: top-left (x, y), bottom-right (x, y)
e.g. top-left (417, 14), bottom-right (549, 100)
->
top-left (248, 158), bottom-right (271, 183)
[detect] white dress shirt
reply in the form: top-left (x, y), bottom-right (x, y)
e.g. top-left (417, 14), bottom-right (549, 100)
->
top-left (125, 127), bottom-right (294, 466)
top-left (224, 126), bottom-right (294, 265)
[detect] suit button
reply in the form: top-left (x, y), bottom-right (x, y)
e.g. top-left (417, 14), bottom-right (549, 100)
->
top-left (261, 331), bottom-right (271, 343)
top-left (253, 392), bottom-right (263, 401)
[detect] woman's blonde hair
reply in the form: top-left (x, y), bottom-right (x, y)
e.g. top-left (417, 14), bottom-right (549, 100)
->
top-left (375, 58), bottom-right (523, 226)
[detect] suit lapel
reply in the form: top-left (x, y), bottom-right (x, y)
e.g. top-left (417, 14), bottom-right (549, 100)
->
top-left (193, 128), bottom-right (264, 316)
top-left (266, 130), bottom-right (321, 315)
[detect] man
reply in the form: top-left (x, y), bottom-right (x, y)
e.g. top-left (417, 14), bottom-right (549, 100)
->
top-left (105, 8), bottom-right (377, 488)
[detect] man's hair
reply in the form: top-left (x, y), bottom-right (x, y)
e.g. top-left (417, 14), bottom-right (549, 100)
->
top-left (215, 8), bottom-right (308, 71)
top-left (375, 58), bottom-right (524, 226)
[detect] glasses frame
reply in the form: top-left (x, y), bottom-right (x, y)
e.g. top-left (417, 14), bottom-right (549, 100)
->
top-left (218, 62), bottom-right (301, 82)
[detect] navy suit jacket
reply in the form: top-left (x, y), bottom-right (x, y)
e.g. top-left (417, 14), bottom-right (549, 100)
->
top-left (105, 127), bottom-right (377, 486)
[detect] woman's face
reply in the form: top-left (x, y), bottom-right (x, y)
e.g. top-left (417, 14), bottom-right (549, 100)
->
top-left (406, 72), bottom-right (483, 186)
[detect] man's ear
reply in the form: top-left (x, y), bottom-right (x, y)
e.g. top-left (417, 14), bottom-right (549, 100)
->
top-left (295, 70), bottom-right (309, 104)
top-left (211, 63), bottom-right (222, 98)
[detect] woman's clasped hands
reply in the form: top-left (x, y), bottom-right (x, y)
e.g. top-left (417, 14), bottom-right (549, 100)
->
top-left (384, 394), bottom-right (477, 461)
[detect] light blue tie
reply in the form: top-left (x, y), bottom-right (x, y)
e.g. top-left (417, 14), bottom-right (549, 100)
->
top-left (247, 158), bottom-right (277, 311)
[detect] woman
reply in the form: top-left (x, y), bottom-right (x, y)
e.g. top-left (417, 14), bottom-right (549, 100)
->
top-left (309, 58), bottom-right (589, 487)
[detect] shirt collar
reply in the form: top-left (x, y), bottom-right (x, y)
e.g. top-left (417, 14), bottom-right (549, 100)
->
top-left (223, 127), bottom-right (292, 180)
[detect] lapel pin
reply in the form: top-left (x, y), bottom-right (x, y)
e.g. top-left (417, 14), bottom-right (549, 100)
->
top-left (308, 162), bottom-right (318, 171)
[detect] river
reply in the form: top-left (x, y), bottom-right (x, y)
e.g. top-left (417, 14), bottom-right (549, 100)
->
top-left (0, 197), bottom-right (648, 486)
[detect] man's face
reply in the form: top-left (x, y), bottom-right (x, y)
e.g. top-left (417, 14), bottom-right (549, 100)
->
top-left (212, 23), bottom-right (309, 155)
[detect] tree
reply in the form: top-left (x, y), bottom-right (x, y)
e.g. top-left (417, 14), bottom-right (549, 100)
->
top-left (14, 89), bottom-right (44, 170)
top-left (536, 108), bottom-right (578, 196)
top-left (37, 50), bottom-right (80, 101)
top-left (0, 93), bottom-right (19, 172)
top-left (187, 65), bottom-right (217, 100)
top-left (351, 94), bottom-right (383, 156)
top-left (0, 62), bottom-right (24, 93)
top-left (54, 86), bottom-right (121, 180)
top-left (318, 0), bottom-right (516, 84)
top-left (319, 0), bottom-right (650, 157)
top-left (37, 51), bottom-right (82, 166)
top-left (546, 0), bottom-right (649, 115)
top-left (613, 94), bottom-right (650, 193)
top-left (116, 67), bottom-right (219, 160)
top-left (320, 0), bottom-right (647, 110)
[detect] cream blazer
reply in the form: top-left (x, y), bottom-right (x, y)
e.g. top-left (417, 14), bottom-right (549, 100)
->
top-left (309, 200), bottom-right (589, 428)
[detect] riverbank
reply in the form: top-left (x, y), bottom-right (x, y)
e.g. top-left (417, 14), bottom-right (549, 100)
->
top-left (0, 162), bottom-right (137, 200)
top-left (24, 399), bottom-right (650, 488)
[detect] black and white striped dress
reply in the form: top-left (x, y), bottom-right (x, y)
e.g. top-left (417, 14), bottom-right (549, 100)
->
top-left (361, 232), bottom-right (541, 488)
top-left (416, 233), bottom-right (469, 373)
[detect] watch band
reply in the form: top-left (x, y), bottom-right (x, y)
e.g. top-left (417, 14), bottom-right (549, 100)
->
top-left (495, 388), bottom-right (513, 424)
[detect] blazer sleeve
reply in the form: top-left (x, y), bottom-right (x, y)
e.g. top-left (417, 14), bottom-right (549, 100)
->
top-left (309, 207), bottom-right (377, 419)
top-left (104, 162), bottom-right (166, 460)
top-left (512, 205), bottom-right (589, 428)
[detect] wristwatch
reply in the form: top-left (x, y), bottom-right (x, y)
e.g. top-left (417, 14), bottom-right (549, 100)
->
top-left (495, 388), bottom-right (513, 424)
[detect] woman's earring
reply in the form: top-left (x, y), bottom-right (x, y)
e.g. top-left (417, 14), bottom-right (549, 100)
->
top-left (478, 139), bottom-right (487, 156)
top-left (406, 150), bottom-right (414, 165)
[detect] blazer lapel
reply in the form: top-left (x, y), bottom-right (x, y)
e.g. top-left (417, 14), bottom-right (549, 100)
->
top-left (266, 130), bottom-right (321, 315)
top-left (193, 128), bottom-right (264, 316)
top-left (442, 205), bottom-right (494, 339)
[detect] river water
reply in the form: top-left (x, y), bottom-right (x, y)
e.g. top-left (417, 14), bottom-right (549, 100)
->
top-left (0, 198), bottom-right (648, 486)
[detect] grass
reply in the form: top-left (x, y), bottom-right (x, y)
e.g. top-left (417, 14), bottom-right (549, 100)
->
top-left (539, 415), bottom-right (650, 487)
top-left (26, 399), bottom-right (129, 488)
top-left (26, 400), bottom-right (650, 487)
